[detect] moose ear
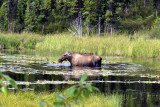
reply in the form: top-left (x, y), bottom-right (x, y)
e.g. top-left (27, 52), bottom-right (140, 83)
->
top-left (66, 51), bottom-right (71, 56)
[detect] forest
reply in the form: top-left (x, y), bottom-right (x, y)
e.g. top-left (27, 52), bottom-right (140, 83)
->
top-left (0, 0), bottom-right (160, 35)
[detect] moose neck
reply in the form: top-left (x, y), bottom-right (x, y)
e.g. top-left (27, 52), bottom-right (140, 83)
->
top-left (67, 56), bottom-right (72, 64)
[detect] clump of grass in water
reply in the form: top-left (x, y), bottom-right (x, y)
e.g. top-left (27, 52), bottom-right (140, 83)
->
top-left (78, 93), bottom-right (122, 107)
top-left (36, 33), bottom-right (160, 58)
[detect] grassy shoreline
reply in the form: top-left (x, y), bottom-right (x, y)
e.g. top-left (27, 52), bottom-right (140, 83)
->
top-left (0, 91), bottom-right (122, 107)
top-left (0, 32), bottom-right (160, 58)
top-left (36, 33), bottom-right (160, 58)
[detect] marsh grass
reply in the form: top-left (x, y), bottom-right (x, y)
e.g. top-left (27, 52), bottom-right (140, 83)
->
top-left (75, 93), bottom-right (122, 107)
top-left (36, 33), bottom-right (160, 58)
top-left (1, 32), bottom-right (160, 58)
top-left (0, 32), bottom-right (43, 49)
top-left (0, 91), bottom-right (55, 107)
top-left (0, 91), bottom-right (122, 107)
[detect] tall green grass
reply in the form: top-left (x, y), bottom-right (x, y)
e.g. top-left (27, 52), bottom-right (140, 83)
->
top-left (0, 33), bottom-right (43, 49)
top-left (75, 93), bottom-right (122, 107)
top-left (36, 33), bottom-right (160, 57)
top-left (0, 92), bottom-right (122, 107)
top-left (1, 32), bottom-right (160, 58)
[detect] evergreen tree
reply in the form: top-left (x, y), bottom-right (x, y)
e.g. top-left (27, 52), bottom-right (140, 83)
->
top-left (17, 0), bottom-right (26, 32)
top-left (24, 0), bottom-right (36, 32)
top-left (82, 0), bottom-right (97, 35)
top-left (0, 1), bottom-right (8, 31)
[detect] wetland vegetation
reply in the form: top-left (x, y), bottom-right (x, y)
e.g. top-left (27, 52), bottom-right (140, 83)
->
top-left (1, 32), bottom-right (160, 58)
top-left (0, 92), bottom-right (122, 107)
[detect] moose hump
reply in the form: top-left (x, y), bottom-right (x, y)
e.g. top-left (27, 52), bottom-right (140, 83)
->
top-left (58, 51), bottom-right (102, 67)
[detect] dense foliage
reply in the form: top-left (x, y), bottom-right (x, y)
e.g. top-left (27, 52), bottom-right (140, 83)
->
top-left (0, 0), bottom-right (159, 34)
top-left (53, 73), bottom-right (99, 107)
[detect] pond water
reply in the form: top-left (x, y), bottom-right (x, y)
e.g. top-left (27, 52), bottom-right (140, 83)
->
top-left (1, 50), bottom-right (160, 106)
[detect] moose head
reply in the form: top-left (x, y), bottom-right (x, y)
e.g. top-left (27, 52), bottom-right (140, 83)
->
top-left (58, 51), bottom-right (72, 63)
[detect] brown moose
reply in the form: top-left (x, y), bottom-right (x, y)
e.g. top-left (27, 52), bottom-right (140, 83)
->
top-left (58, 51), bottom-right (102, 67)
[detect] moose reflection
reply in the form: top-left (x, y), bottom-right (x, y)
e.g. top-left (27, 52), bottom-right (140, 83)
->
top-left (58, 51), bottom-right (102, 67)
top-left (63, 66), bottom-right (101, 80)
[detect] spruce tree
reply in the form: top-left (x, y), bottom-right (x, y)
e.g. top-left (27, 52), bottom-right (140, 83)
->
top-left (0, 1), bottom-right (8, 31)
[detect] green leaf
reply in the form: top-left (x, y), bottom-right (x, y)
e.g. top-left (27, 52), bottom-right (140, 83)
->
top-left (64, 85), bottom-right (77, 96)
top-left (1, 85), bottom-right (7, 94)
top-left (0, 80), bottom-right (3, 85)
top-left (83, 90), bottom-right (90, 98)
top-left (2, 74), bottom-right (11, 81)
top-left (74, 89), bottom-right (80, 97)
top-left (39, 101), bottom-right (46, 107)
top-left (56, 94), bottom-right (66, 101)
top-left (76, 95), bottom-right (83, 104)
top-left (53, 101), bottom-right (63, 107)
top-left (79, 73), bottom-right (87, 85)
top-left (86, 83), bottom-right (93, 92)
top-left (92, 86), bottom-right (100, 92)
top-left (9, 79), bottom-right (18, 89)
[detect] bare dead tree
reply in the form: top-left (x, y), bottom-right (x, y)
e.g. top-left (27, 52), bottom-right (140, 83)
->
top-left (110, 25), bottom-right (113, 35)
top-left (68, 11), bottom-right (82, 37)
top-left (144, 0), bottom-right (146, 7)
top-left (78, 11), bottom-right (82, 37)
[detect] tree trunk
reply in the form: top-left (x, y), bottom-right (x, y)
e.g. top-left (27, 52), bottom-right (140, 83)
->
top-left (78, 11), bottom-right (82, 37)
top-left (8, 0), bottom-right (10, 32)
top-left (42, 24), bottom-right (44, 33)
top-left (144, 0), bottom-right (146, 7)
top-left (104, 25), bottom-right (106, 34)
top-left (20, 24), bottom-right (22, 33)
top-left (13, 0), bottom-right (18, 32)
top-left (28, 26), bottom-right (30, 31)
top-left (135, 0), bottom-right (137, 9)
top-left (13, 19), bottom-right (15, 32)
top-left (156, 9), bottom-right (158, 17)
top-left (91, 28), bottom-right (93, 36)
top-left (110, 26), bottom-right (113, 35)
top-left (86, 17), bottom-right (90, 36)
top-left (98, 17), bottom-right (101, 36)
top-left (107, 27), bottom-right (109, 34)
top-left (42, 0), bottom-right (45, 33)
top-left (80, 12), bottom-right (82, 37)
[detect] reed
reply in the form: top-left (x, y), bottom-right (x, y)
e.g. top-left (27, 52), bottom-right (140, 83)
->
top-left (75, 93), bottom-right (122, 107)
top-left (36, 33), bottom-right (160, 58)
top-left (1, 32), bottom-right (160, 58)
top-left (0, 92), bottom-right (122, 107)
top-left (0, 32), bottom-right (43, 49)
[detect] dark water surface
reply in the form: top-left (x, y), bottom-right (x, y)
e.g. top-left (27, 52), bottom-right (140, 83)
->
top-left (1, 50), bottom-right (160, 107)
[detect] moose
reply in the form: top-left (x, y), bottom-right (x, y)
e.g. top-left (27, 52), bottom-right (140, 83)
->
top-left (58, 51), bottom-right (102, 67)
